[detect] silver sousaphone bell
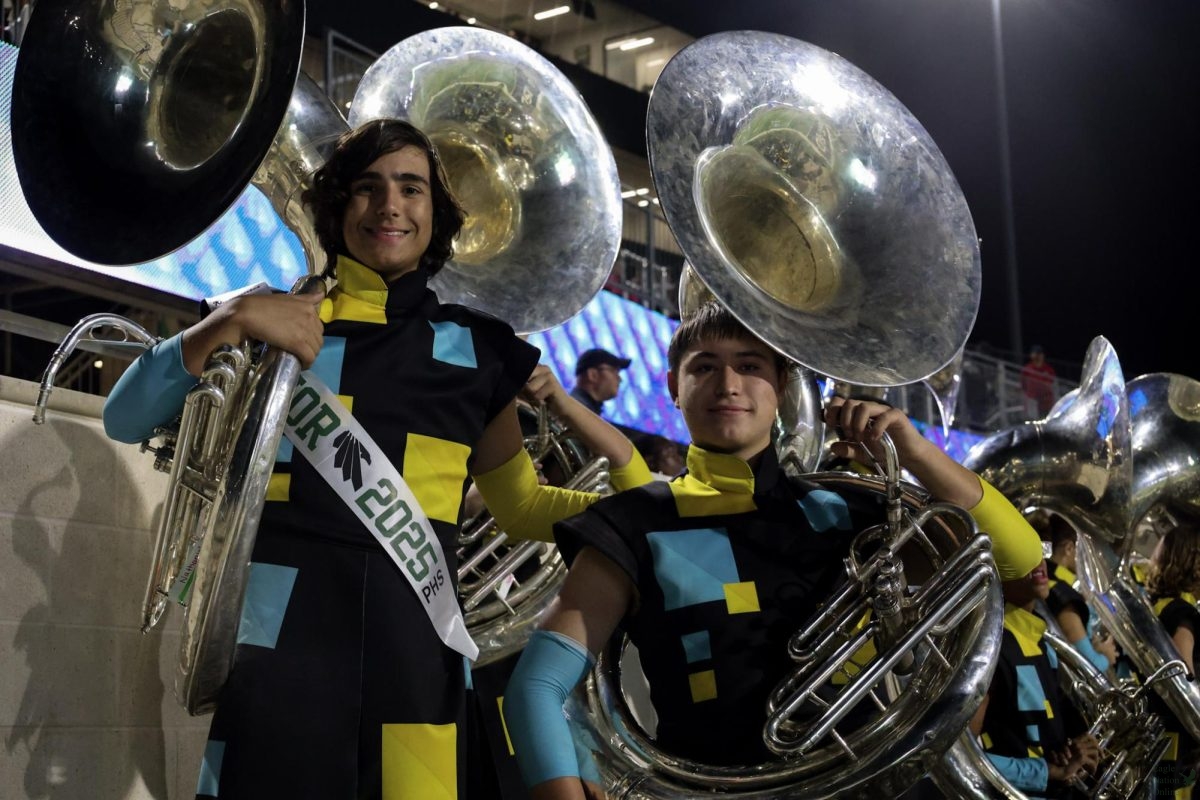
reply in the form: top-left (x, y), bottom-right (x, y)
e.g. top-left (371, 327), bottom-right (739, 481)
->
top-left (16, 0), bottom-right (349, 716)
top-left (349, 26), bottom-right (621, 335)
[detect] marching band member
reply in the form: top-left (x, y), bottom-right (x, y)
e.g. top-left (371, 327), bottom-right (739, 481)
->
top-left (1035, 512), bottom-right (1118, 673)
top-left (503, 301), bottom-right (1043, 799)
top-left (1145, 520), bottom-right (1200, 799)
top-left (970, 558), bottom-right (1101, 799)
top-left (103, 118), bottom-right (648, 799)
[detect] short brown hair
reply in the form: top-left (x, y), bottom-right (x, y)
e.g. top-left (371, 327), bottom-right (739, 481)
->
top-left (667, 301), bottom-right (787, 374)
top-left (302, 118), bottom-right (465, 276)
top-left (1148, 523), bottom-right (1200, 599)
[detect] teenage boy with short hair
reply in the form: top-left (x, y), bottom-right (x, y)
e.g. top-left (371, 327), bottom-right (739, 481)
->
top-left (504, 301), bottom-right (1044, 800)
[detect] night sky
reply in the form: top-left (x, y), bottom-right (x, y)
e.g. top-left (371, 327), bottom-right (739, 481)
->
top-left (622, 0), bottom-right (1199, 382)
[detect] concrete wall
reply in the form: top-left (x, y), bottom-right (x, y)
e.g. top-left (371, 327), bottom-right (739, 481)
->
top-left (1, 376), bottom-right (208, 799)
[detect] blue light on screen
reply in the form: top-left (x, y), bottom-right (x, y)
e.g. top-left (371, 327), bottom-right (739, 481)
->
top-left (527, 291), bottom-right (687, 442)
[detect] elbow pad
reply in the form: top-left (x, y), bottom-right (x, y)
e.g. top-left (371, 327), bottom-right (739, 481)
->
top-left (505, 630), bottom-right (594, 787)
top-left (102, 333), bottom-right (195, 443)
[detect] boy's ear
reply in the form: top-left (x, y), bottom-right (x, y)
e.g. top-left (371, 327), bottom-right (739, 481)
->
top-left (667, 371), bottom-right (678, 406)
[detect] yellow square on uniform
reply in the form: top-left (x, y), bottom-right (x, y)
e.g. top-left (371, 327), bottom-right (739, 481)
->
top-left (689, 670), bottom-right (717, 703)
top-left (403, 433), bottom-right (472, 524)
top-left (723, 581), bottom-right (760, 614)
top-left (1044, 699), bottom-right (1055, 719)
top-left (1165, 731), bottom-right (1180, 760)
top-left (266, 473), bottom-right (291, 502)
top-left (382, 722), bottom-right (457, 800)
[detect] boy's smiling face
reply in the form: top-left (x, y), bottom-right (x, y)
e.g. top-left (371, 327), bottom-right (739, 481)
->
top-left (668, 334), bottom-right (784, 461)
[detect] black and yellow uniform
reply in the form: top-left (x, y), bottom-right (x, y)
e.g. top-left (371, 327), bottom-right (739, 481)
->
top-left (978, 604), bottom-right (1087, 799)
top-left (197, 256), bottom-right (539, 799)
top-left (1151, 592), bottom-right (1200, 799)
top-left (554, 444), bottom-right (879, 764)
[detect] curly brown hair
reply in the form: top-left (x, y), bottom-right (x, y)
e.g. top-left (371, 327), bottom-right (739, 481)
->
top-left (1147, 523), bottom-right (1200, 599)
top-left (302, 118), bottom-right (466, 277)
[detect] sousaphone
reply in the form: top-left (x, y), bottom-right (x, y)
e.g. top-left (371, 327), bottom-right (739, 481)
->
top-left (17, 0), bottom-right (346, 716)
top-left (1094, 371), bottom-right (1200, 740)
top-left (576, 31), bottom-right (1002, 798)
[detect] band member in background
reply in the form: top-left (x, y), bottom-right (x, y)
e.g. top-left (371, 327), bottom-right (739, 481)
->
top-left (1145, 520), bottom-right (1200, 799)
top-left (1033, 512), bottom-right (1118, 673)
top-left (103, 118), bottom-right (649, 799)
top-left (971, 558), bottom-right (1101, 798)
top-left (502, 301), bottom-right (1044, 799)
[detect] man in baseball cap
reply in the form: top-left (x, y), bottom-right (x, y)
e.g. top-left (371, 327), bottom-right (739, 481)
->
top-left (570, 348), bottom-right (631, 417)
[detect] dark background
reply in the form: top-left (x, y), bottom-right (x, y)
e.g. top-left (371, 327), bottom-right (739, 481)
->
top-left (615, 0), bottom-right (1199, 381)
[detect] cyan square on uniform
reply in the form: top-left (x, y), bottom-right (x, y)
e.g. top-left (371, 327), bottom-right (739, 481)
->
top-left (430, 320), bottom-right (477, 368)
top-left (647, 528), bottom-right (740, 611)
top-left (681, 630), bottom-right (711, 664)
top-left (1014, 664), bottom-right (1047, 712)
top-left (196, 740), bottom-right (225, 797)
top-left (236, 562), bottom-right (299, 648)
top-left (797, 489), bottom-right (852, 532)
top-left (1025, 723), bottom-right (1041, 744)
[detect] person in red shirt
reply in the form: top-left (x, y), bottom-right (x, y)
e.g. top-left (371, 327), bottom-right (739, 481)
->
top-left (1021, 344), bottom-right (1057, 417)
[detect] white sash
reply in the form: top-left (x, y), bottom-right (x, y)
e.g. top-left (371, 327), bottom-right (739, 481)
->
top-left (284, 370), bottom-right (478, 660)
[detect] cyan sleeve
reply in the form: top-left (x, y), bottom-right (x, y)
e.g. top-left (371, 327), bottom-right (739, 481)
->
top-left (504, 630), bottom-right (594, 788)
top-left (985, 752), bottom-right (1049, 792)
top-left (1072, 636), bottom-right (1110, 673)
top-left (102, 332), bottom-right (196, 443)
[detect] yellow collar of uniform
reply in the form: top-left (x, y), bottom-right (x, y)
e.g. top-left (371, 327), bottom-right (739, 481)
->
top-left (669, 445), bottom-right (758, 518)
top-left (320, 256), bottom-right (429, 325)
top-left (1003, 602), bottom-right (1047, 658)
top-left (1155, 592), bottom-right (1199, 616)
top-left (1052, 561), bottom-right (1077, 586)
top-left (333, 255), bottom-right (389, 307)
top-left (684, 445), bottom-right (756, 493)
